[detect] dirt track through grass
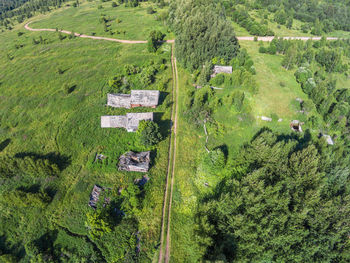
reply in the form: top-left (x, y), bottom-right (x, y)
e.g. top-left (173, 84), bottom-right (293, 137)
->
top-left (158, 43), bottom-right (178, 263)
top-left (25, 22), bottom-right (174, 44)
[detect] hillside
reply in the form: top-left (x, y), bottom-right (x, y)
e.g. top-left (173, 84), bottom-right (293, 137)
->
top-left (0, 0), bottom-right (350, 262)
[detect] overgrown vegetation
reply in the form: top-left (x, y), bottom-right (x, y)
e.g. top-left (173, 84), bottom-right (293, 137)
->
top-left (0, 2), bottom-right (173, 259)
top-left (260, 38), bottom-right (350, 142)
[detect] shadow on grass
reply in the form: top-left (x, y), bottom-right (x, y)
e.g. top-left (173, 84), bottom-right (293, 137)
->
top-left (159, 91), bottom-right (169, 106)
top-left (154, 112), bottom-right (171, 139)
top-left (0, 138), bottom-right (11, 152)
top-left (14, 152), bottom-right (71, 171)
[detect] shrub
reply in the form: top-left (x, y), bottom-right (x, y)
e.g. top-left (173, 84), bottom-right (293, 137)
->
top-left (147, 7), bottom-right (156, 14)
top-left (137, 121), bottom-right (162, 147)
top-left (295, 67), bottom-right (312, 84)
top-left (201, 149), bottom-right (225, 175)
top-left (211, 74), bottom-right (225, 86)
top-left (147, 30), bottom-right (165, 52)
top-left (232, 91), bottom-right (245, 112)
top-left (259, 46), bottom-right (266, 53)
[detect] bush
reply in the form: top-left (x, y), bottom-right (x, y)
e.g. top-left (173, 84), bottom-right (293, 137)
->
top-left (259, 46), bottom-right (266, 53)
top-left (147, 30), bottom-right (164, 52)
top-left (201, 149), bottom-right (225, 175)
top-left (111, 2), bottom-right (117, 7)
top-left (294, 67), bottom-right (312, 84)
top-left (211, 74), bottom-right (225, 86)
top-left (147, 7), bottom-right (156, 14)
top-left (137, 121), bottom-right (162, 147)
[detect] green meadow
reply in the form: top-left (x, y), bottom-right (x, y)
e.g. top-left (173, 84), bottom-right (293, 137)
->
top-left (31, 1), bottom-right (173, 41)
top-left (0, 10), bottom-right (173, 260)
top-left (169, 38), bottom-right (346, 261)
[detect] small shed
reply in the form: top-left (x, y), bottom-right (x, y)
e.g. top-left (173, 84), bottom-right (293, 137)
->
top-left (88, 185), bottom-right (103, 209)
top-left (130, 90), bottom-right (160, 108)
top-left (211, 65), bottom-right (233, 78)
top-left (118, 151), bottom-right (151, 172)
top-left (107, 94), bottom-right (131, 108)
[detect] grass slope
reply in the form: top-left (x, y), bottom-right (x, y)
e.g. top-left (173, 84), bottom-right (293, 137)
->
top-left (0, 10), bottom-right (172, 261)
top-left (30, 0), bottom-right (173, 41)
top-left (170, 39), bottom-right (319, 261)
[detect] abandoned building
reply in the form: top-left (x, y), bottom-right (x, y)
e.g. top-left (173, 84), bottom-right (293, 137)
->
top-left (88, 185), bottom-right (103, 209)
top-left (101, 112), bottom-right (154, 132)
top-left (118, 151), bottom-right (151, 172)
top-left (211, 65), bottom-right (233, 78)
top-left (107, 90), bottom-right (160, 109)
top-left (290, 120), bottom-right (303, 132)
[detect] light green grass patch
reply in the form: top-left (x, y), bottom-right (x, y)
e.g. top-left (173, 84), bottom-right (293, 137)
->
top-left (30, 1), bottom-right (173, 40)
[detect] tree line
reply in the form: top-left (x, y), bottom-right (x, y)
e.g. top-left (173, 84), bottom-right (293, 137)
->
top-left (253, 0), bottom-right (350, 33)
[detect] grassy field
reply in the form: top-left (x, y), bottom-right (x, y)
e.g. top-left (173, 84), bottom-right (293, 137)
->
top-left (169, 38), bottom-right (323, 261)
top-left (0, 9), bottom-right (173, 261)
top-left (30, 0), bottom-right (173, 41)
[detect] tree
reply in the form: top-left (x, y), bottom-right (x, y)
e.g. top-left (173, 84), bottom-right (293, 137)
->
top-left (198, 61), bottom-right (213, 86)
top-left (315, 48), bottom-right (342, 73)
top-left (169, 0), bottom-right (239, 70)
top-left (147, 30), bottom-right (164, 52)
top-left (286, 17), bottom-right (293, 29)
top-left (137, 120), bottom-right (162, 147)
top-left (197, 130), bottom-right (350, 262)
top-left (294, 67), bottom-right (312, 84)
top-left (281, 45), bottom-right (297, 70)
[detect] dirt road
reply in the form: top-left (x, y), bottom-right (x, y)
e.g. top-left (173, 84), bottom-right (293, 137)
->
top-left (158, 43), bottom-right (178, 263)
top-left (24, 22), bottom-right (175, 44)
top-left (236, 36), bottom-right (341, 41)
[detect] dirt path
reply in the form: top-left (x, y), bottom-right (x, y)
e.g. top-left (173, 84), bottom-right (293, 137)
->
top-left (24, 22), bottom-right (175, 44)
top-left (158, 44), bottom-right (178, 263)
top-left (25, 22), bottom-right (342, 44)
top-left (236, 36), bottom-right (341, 41)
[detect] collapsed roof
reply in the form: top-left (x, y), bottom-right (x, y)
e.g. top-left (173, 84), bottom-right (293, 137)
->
top-left (88, 185), bottom-right (103, 209)
top-left (107, 90), bottom-right (160, 108)
top-left (101, 112), bottom-right (154, 132)
top-left (118, 151), bottom-right (151, 172)
top-left (211, 65), bottom-right (233, 78)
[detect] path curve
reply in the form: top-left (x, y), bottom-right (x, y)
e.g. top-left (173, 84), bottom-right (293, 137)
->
top-left (24, 22), bottom-right (175, 44)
